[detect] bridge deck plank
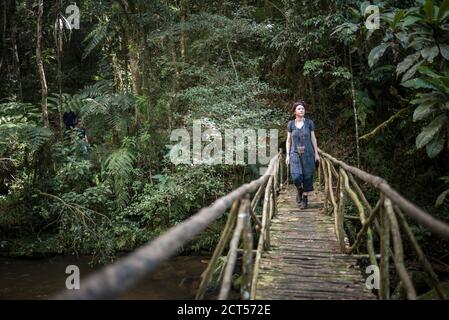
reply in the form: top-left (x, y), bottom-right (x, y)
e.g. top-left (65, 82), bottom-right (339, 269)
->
top-left (254, 184), bottom-right (376, 300)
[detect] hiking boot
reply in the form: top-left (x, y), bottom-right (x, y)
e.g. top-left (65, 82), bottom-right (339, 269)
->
top-left (300, 194), bottom-right (308, 209)
top-left (295, 185), bottom-right (303, 205)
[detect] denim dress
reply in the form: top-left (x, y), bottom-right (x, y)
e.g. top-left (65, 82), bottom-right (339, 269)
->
top-left (288, 118), bottom-right (316, 178)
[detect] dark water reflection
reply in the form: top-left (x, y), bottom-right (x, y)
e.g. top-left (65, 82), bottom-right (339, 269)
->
top-left (0, 255), bottom-right (208, 299)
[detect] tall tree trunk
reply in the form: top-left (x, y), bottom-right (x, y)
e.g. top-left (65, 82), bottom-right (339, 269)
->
top-left (348, 48), bottom-right (361, 168)
top-left (129, 44), bottom-right (142, 134)
top-left (56, 2), bottom-right (64, 137)
top-left (11, 0), bottom-right (22, 101)
top-left (180, 0), bottom-right (188, 63)
top-left (111, 52), bottom-right (123, 92)
top-left (0, 0), bottom-right (8, 72)
top-left (36, 0), bottom-right (49, 127)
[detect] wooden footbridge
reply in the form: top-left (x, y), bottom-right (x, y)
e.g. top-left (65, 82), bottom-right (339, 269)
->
top-left (255, 184), bottom-right (374, 299)
top-left (54, 150), bottom-right (449, 300)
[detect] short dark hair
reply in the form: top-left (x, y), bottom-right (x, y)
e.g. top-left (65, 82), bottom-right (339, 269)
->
top-left (291, 100), bottom-right (308, 114)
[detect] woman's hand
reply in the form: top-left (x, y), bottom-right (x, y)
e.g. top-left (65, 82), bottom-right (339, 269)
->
top-left (315, 153), bottom-right (320, 162)
top-left (285, 155), bottom-right (290, 165)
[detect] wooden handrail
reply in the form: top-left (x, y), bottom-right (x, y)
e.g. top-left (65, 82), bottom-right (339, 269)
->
top-left (318, 149), bottom-right (449, 300)
top-left (52, 145), bottom-right (449, 301)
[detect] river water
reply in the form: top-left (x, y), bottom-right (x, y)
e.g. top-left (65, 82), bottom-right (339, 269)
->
top-left (0, 255), bottom-right (208, 299)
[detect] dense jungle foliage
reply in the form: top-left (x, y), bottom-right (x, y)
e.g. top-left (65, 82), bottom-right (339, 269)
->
top-left (0, 0), bottom-right (448, 291)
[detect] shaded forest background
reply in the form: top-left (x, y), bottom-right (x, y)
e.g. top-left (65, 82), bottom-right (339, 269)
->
top-left (0, 0), bottom-right (448, 280)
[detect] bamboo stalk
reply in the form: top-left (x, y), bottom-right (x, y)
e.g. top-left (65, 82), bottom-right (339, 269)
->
top-left (196, 199), bottom-right (239, 300)
top-left (384, 198), bottom-right (416, 300)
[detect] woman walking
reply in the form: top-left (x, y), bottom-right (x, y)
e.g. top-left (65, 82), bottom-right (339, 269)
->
top-left (285, 101), bottom-right (320, 209)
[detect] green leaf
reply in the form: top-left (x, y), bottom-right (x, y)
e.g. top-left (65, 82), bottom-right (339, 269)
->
top-left (437, 0), bottom-right (449, 21)
top-left (424, 0), bottom-right (435, 19)
top-left (413, 102), bottom-right (436, 121)
top-left (417, 65), bottom-right (440, 78)
top-left (421, 45), bottom-right (439, 62)
top-left (426, 130), bottom-right (445, 157)
top-left (435, 189), bottom-right (449, 207)
top-left (401, 15), bottom-right (421, 27)
top-left (368, 43), bottom-right (390, 68)
top-left (401, 61), bottom-right (424, 82)
top-left (397, 52), bottom-right (421, 75)
top-left (402, 77), bottom-right (437, 90)
top-left (416, 114), bottom-right (447, 149)
top-left (439, 44), bottom-right (449, 60)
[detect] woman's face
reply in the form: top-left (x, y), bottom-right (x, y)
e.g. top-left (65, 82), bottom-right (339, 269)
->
top-left (295, 105), bottom-right (305, 117)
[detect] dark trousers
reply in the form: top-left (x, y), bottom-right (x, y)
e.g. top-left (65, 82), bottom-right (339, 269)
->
top-left (291, 172), bottom-right (314, 192)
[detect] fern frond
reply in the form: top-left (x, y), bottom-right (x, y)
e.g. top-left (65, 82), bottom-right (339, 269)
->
top-left (104, 148), bottom-right (135, 208)
top-left (79, 80), bottom-right (114, 99)
top-left (82, 21), bottom-right (115, 60)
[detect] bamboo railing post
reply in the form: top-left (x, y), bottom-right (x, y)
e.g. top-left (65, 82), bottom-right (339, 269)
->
top-left (346, 197), bottom-right (382, 254)
top-left (319, 149), bottom-right (449, 240)
top-left (384, 198), bottom-right (416, 300)
top-left (241, 197), bottom-right (253, 300)
top-left (325, 158), bottom-right (337, 217)
top-left (322, 157), bottom-right (329, 213)
top-left (347, 171), bottom-right (372, 211)
top-left (395, 207), bottom-right (447, 300)
top-left (380, 197), bottom-right (390, 300)
top-left (271, 176), bottom-right (277, 219)
top-left (341, 169), bottom-right (377, 267)
top-left (336, 167), bottom-right (347, 252)
top-left (251, 177), bottom-right (275, 299)
top-left (195, 199), bottom-right (240, 300)
top-left (279, 152), bottom-right (284, 190)
top-left (218, 204), bottom-right (246, 300)
top-left (262, 177), bottom-right (273, 251)
top-left (251, 179), bottom-right (268, 213)
top-left (318, 157), bottom-right (321, 191)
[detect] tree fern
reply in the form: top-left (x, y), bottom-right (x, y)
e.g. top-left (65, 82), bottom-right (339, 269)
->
top-left (104, 148), bottom-right (135, 209)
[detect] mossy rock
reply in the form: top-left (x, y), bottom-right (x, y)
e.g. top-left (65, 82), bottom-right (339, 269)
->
top-left (418, 280), bottom-right (449, 300)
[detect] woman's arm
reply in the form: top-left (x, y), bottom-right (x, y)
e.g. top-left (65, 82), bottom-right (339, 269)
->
top-left (286, 131), bottom-right (291, 164)
top-left (311, 131), bottom-right (320, 161)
